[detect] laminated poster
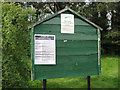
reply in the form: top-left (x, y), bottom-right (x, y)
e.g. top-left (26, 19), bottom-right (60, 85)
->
top-left (61, 14), bottom-right (74, 34)
top-left (34, 34), bottom-right (56, 65)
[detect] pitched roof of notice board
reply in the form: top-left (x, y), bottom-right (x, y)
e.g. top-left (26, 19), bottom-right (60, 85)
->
top-left (28, 8), bottom-right (103, 30)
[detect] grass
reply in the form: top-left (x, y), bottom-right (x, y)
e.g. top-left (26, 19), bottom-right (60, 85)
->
top-left (30, 55), bottom-right (118, 88)
top-left (90, 55), bottom-right (118, 88)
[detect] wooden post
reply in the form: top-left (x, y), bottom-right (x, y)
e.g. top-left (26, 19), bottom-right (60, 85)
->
top-left (87, 76), bottom-right (90, 90)
top-left (43, 79), bottom-right (46, 90)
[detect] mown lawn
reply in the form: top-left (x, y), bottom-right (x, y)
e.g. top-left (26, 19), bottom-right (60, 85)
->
top-left (29, 55), bottom-right (118, 88)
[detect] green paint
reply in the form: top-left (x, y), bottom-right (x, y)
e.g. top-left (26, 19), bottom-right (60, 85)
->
top-left (34, 24), bottom-right (97, 34)
top-left (41, 17), bottom-right (91, 26)
top-left (34, 25), bottom-right (98, 40)
top-left (30, 9), bottom-right (101, 81)
top-left (34, 54), bottom-right (98, 80)
top-left (56, 47), bottom-right (97, 56)
top-left (31, 28), bottom-right (34, 81)
top-left (34, 33), bottom-right (97, 41)
top-left (56, 40), bottom-right (97, 48)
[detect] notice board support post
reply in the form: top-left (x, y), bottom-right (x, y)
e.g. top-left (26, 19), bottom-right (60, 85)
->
top-left (43, 79), bottom-right (47, 90)
top-left (87, 76), bottom-right (90, 90)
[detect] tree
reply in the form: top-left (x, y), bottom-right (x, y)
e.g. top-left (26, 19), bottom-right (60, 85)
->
top-left (104, 2), bottom-right (120, 54)
top-left (81, 2), bottom-right (119, 55)
top-left (106, 2), bottom-right (120, 44)
top-left (2, 2), bottom-right (36, 88)
top-left (25, 2), bottom-right (86, 19)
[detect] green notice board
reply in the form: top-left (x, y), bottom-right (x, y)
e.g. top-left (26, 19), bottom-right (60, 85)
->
top-left (29, 8), bottom-right (102, 81)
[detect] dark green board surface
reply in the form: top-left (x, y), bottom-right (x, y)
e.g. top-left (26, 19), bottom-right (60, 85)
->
top-left (31, 11), bottom-right (101, 80)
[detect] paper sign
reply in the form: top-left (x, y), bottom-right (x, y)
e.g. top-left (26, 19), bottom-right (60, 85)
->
top-left (34, 34), bottom-right (56, 65)
top-left (61, 14), bottom-right (74, 34)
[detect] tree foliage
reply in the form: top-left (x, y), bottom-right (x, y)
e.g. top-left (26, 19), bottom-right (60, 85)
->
top-left (106, 2), bottom-right (120, 44)
top-left (2, 2), bottom-right (36, 88)
top-left (78, 2), bottom-right (120, 54)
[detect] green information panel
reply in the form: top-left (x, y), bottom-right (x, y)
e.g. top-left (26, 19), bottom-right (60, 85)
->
top-left (29, 8), bottom-right (102, 81)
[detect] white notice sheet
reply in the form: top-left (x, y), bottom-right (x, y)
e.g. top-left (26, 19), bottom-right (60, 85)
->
top-left (34, 34), bottom-right (56, 65)
top-left (61, 14), bottom-right (74, 34)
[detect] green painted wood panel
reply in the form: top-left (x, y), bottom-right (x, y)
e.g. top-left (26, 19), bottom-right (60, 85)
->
top-left (31, 28), bottom-right (34, 81)
top-left (34, 24), bottom-right (98, 41)
top-left (56, 40), bottom-right (97, 48)
top-left (34, 54), bottom-right (98, 79)
top-left (42, 17), bottom-right (91, 26)
top-left (35, 24), bottom-right (97, 34)
top-left (34, 33), bottom-right (97, 40)
top-left (56, 47), bottom-right (97, 56)
top-left (31, 10), bottom-right (101, 80)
